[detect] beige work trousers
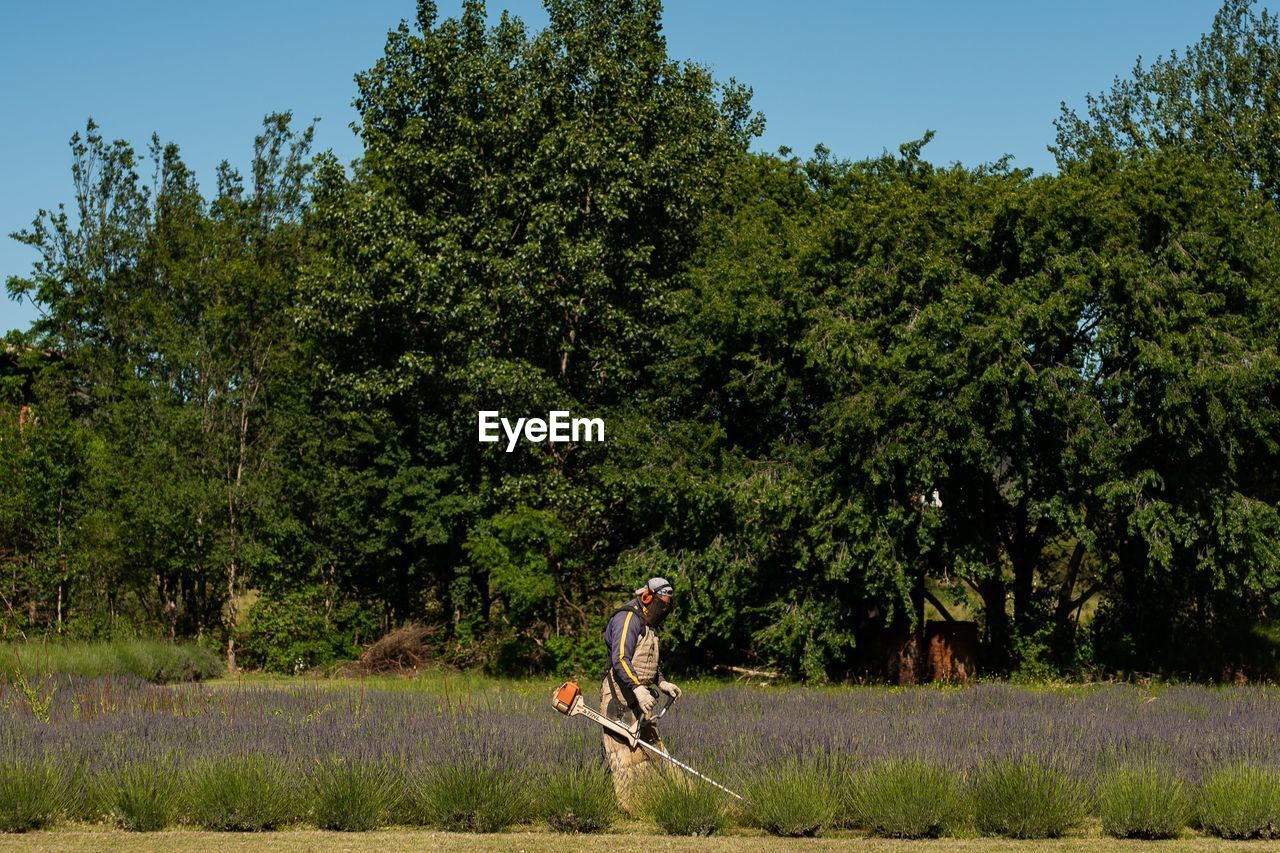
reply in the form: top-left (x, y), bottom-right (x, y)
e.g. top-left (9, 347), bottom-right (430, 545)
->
top-left (599, 673), bottom-right (666, 814)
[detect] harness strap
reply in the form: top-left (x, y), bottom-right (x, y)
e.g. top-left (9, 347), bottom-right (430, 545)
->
top-left (603, 602), bottom-right (647, 708)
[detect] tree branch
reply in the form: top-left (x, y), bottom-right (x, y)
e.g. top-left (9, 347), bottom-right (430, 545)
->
top-left (923, 589), bottom-right (956, 622)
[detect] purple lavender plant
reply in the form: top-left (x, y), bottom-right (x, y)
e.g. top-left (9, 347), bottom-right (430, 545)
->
top-left (0, 675), bottom-right (1278, 832)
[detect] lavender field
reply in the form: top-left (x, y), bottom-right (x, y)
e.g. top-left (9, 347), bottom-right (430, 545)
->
top-left (3, 675), bottom-right (1280, 839)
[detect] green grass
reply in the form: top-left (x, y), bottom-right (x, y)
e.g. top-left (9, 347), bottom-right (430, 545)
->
top-left (847, 759), bottom-right (968, 838)
top-left (1198, 763), bottom-right (1280, 840)
top-left (406, 763), bottom-right (532, 832)
top-left (104, 762), bottom-right (183, 832)
top-left (0, 640), bottom-right (222, 683)
top-left (14, 829), bottom-right (1280, 852)
top-left (311, 759), bottom-right (401, 832)
top-left (972, 758), bottom-right (1087, 839)
top-left (1097, 764), bottom-right (1189, 839)
top-left (537, 766), bottom-right (616, 833)
top-left (642, 773), bottom-right (728, 837)
top-left (59, 764), bottom-right (101, 823)
top-left (185, 755), bottom-right (302, 831)
top-left (0, 758), bottom-right (65, 833)
top-left (744, 760), bottom-right (837, 837)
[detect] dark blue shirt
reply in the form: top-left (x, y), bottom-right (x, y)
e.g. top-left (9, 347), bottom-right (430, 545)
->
top-left (603, 597), bottom-right (662, 692)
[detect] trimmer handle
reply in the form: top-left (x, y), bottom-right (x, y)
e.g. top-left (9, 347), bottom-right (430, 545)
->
top-left (652, 688), bottom-right (676, 721)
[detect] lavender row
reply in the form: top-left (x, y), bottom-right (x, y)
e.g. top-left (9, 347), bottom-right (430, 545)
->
top-left (2, 677), bottom-right (1278, 788)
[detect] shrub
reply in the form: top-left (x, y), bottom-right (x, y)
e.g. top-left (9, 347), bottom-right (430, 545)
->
top-left (1198, 763), bottom-right (1280, 840)
top-left (186, 755), bottom-right (302, 831)
top-left (642, 773), bottom-right (727, 837)
top-left (829, 756), bottom-right (864, 829)
top-left (240, 589), bottom-right (380, 674)
top-left (745, 761), bottom-right (836, 837)
top-left (0, 639), bottom-right (221, 683)
top-left (311, 759), bottom-right (401, 832)
top-left (849, 759), bottom-right (967, 838)
top-left (0, 759), bottom-right (64, 832)
top-left (1098, 764), bottom-right (1189, 839)
top-left (407, 763), bottom-right (531, 832)
top-left (61, 762), bottom-right (103, 822)
top-left (972, 758), bottom-right (1086, 839)
top-left (538, 766), bottom-right (616, 833)
top-left (107, 762), bottom-right (182, 831)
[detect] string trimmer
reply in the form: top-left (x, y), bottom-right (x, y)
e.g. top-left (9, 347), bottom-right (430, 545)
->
top-left (551, 679), bottom-right (745, 801)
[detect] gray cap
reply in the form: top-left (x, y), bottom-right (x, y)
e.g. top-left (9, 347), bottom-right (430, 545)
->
top-left (635, 577), bottom-right (673, 597)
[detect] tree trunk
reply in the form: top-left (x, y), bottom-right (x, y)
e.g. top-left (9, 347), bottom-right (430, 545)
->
top-left (225, 558), bottom-right (238, 674)
top-left (1049, 541), bottom-right (1088, 666)
top-left (979, 575), bottom-right (1011, 672)
top-left (224, 392), bottom-right (254, 674)
top-left (1010, 533), bottom-right (1036, 641)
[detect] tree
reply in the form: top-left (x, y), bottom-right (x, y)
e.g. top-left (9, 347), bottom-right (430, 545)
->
top-left (1077, 150), bottom-right (1280, 676)
top-left (299, 0), bottom-right (760, 665)
top-left (0, 349), bottom-right (86, 637)
top-left (1055, 0), bottom-right (1280, 204)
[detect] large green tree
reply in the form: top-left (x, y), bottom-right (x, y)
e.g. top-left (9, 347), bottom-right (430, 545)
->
top-left (299, 0), bottom-right (759, 669)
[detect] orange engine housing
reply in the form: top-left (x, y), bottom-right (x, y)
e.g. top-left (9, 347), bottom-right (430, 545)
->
top-left (552, 679), bottom-right (581, 714)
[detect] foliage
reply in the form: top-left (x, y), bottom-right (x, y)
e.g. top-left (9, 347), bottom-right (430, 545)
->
top-left (743, 759), bottom-right (837, 837)
top-left (641, 772), bottom-right (727, 836)
top-left (59, 762), bottom-right (101, 822)
top-left (239, 589), bottom-right (380, 674)
top-left (0, 640), bottom-right (221, 683)
top-left (537, 765), bottom-right (616, 833)
top-left (0, 373), bottom-right (86, 641)
top-left (185, 755), bottom-right (301, 831)
top-left (972, 759), bottom-right (1087, 839)
top-left (3, 678), bottom-right (1280, 837)
top-left (5, 0), bottom-right (1280, 680)
top-left (1098, 763), bottom-right (1189, 840)
top-left (1056, 0), bottom-right (1280, 203)
top-left (5, 112), bottom-right (315, 670)
top-left (310, 758), bottom-right (400, 832)
top-left (296, 0), bottom-right (760, 675)
top-left (106, 761), bottom-right (182, 831)
top-left (1198, 763), bottom-right (1280, 839)
top-left (0, 759), bottom-right (64, 832)
top-left (407, 762), bottom-right (532, 832)
top-left (847, 759), bottom-right (968, 838)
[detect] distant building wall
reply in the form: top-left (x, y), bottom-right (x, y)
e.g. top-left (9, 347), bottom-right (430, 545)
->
top-left (885, 620), bottom-right (979, 685)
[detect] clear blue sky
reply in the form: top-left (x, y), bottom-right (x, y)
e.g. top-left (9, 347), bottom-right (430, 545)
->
top-left (1, 0), bottom-right (1230, 334)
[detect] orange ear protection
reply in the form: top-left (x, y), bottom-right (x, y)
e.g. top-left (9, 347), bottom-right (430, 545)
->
top-left (640, 587), bottom-right (655, 606)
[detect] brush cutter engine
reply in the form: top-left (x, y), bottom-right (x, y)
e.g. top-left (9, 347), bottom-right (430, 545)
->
top-left (552, 678), bottom-right (642, 746)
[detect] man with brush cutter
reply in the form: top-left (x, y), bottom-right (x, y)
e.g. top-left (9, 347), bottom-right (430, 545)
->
top-left (551, 576), bottom-right (746, 809)
top-left (596, 577), bottom-right (681, 809)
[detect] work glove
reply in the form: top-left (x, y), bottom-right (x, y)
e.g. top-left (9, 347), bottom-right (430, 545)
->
top-left (658, 679), bottom-right (682, 700)
top-left (633, 686), bottom-right (656, 716)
